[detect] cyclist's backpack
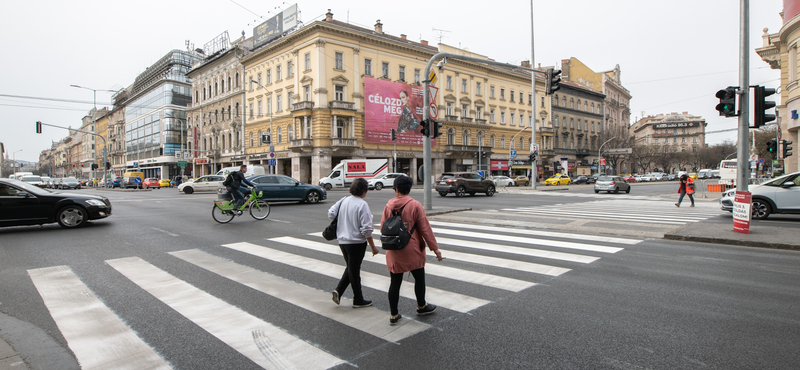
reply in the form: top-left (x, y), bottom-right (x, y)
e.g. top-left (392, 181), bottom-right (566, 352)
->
top-left (380, 206), bottom-right (415, 250)
top-left (222, 173), bottom-right (233, 187)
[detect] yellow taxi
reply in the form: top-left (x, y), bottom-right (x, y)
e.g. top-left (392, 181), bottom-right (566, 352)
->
top-left (544, 173), bottom-right (572, 186)
top-left (159, 179), bottom-right (172, 187)
top-left (688, 172), bottom-right (699, 180)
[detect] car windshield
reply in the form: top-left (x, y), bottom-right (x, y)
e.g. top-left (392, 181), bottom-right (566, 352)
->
top-left (761, 173), bottom-right (795, 187)
top-left (64, 177), bottom-right (78, 182)
top-left (21, 176), bottom-right (42, 182)
top-left (6, 179), bottom-right (51, 195)
top-left (598, 176), bottom-right (614, 181)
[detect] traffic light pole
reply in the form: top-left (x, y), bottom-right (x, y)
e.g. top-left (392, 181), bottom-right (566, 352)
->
top-left (36, 121), bottom-right (108, 188)
top-left (529, 0), bottom-right (537, 190)
top-left (736, 0), bottom-right (750, 193)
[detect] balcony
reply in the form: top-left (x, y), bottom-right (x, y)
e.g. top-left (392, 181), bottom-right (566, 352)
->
top-left (331, 138), bottom-right (357, 152)
top-left (444, 115), bottom-right (459, 122)
top-left (289, 138), bottom-right (314, 153)
top-left (538, 126), bottom-right (554, 134)
top-left (445, 144), bottom-right (480, 154)
top-left (576, 149), bottom-right (591, 157)
top-left (475, 118), bottom-right (487, 125)
top-left (459, 117), bottom-right (473, 123)
top-left (329, 101), bottom-right (355, 110)
top-left (539, 149), bottom-right (555, 157)
top-left (292, 101), bottom-right (314, 111)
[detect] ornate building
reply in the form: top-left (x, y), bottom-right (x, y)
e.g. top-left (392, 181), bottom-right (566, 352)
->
top-left (549, 80), bottom-right (606, 176)
top-left (630, 112), bottom-right (707, 153)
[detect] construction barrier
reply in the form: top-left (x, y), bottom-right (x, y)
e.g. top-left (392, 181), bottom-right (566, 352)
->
top-left (707, 183), bottom-right (726, 193)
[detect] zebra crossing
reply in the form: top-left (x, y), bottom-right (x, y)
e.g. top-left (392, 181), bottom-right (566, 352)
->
top-left (28, 222), bottom-right (640, 369)
top-left (502, 199), bottom-right (723, 225)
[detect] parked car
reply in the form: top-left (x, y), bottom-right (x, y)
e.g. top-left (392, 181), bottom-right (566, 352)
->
top-left (177, 175), bottom-right (225, 194)
top-left (544, 174), bottom-right (572, 186)
top-left (621, 175), bottom-right (636, 183)
top-left (720, 171), bottom-right (800, 219)
top-left (56, 177), bottom-right (81, 190)
top-left (667, 174), bottom-right (678, 181)
top-left (512, 176), bottom-right (530, 186)
top-left (651, 173), bottom-right (666, 181)
top-left (491, 175), bottom-right (515, 187)
top-left (366, 173), bottom-right (407, 191)
top-left (573, 175), bottom-right (589, 185)
top-left (0, 178), bottom-right (112, 228)
top-left (239, 174), bottom-right (327, 203)
top-left (142, 178), bottom-right (161, 189)
top-left (594, 175), bottom-right (631, 194)
top-left (159, 179), bottom-right (172, 187)
top-left (586, 173), bottom-right (606, 184)
top-left (435, 172), bottom-right (496, 197)
top-left (688, 172), bottom-right (699, 180)
top-left (634, 175), bottom-right (644, 183)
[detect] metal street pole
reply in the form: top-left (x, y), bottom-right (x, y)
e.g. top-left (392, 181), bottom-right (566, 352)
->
top-left (12, 149), bottom-right (22, 175)
top-left (599, 136), bottom-right (616, 174)
top-left (530, 0), bottom-right (537, 189)
top-left (71, 85), bottom-right (114, 189)
top-left (736, 0), bottom-right (750, 192)
top-left (251, 79), bottom-right (273, 174)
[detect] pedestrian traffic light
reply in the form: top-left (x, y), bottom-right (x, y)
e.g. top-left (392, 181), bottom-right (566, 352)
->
top-left (431, 119), bottom-right (443, 139)
top-left (783, 140), bottom-right (793, 158)
top-left (36, 121), bottom-right (43, 133)
top-left (767, 139), bottom-right (777, 154)
top-left (390, 128), bottom-right (396, 141)
top-left (105, 162), bottom-right (111, 170)
top-left (546, 69), bottom-right (561, 95)
top-left (714, 87), bottom-right (737, 117)
top-left (419, 119), bottom-right (430, 137)
top-left (753, 85), bottom-right (777, 128)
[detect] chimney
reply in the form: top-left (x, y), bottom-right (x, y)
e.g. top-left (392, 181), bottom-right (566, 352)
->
top-left (520, 60), bottom-right (531, 68)
top-left (325, 9), bottom-right (333, 21)
top-left (374, 19), bottom-right (383, 33)
top-left (400, 34), bottom-right (407, 40)
top-left (421, 40), bottom-right (428, 45)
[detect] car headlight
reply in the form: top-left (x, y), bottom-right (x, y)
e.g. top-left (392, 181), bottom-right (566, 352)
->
top-left (85, 199), bottom-right (106, 206)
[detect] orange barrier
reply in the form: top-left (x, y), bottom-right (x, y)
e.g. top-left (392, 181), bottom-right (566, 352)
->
top-left (707, 184), bottom-right (726, 192)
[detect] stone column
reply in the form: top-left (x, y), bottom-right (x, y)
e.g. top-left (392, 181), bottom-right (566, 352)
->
top-left (352, 48), bottom-right (361, 111)
top-left (316, 40), bottom-right (328, 107)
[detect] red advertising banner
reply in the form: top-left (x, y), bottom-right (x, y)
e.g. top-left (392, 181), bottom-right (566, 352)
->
top-left (490, 160), bottom-right (509, 171)
top-left (733, 191), bottom-right (752, 234)
top-left (347, 161), bottom-right (366, 172)
top-left (364, 76), bottom-right (435, 146)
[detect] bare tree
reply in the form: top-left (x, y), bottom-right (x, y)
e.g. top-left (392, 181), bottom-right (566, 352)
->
top-left (597, 125), bottom-right (632, 174)
top-left (630, 145), bottom-right (659, 173)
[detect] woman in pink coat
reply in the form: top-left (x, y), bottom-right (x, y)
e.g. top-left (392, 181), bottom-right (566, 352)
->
top-left (381, 175), bottom-right (443, 325)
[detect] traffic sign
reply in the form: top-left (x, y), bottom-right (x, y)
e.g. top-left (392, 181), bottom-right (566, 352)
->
top-left (133, 162), bottom-right (138, 168)
top-left (428, 85), bottom-right (439, 119)
top-left (178, 161), bottom-right (187, 168)
top-left (175, 151), bottom-right (181, 159)
top-left (268, 159), bottom-right (277, 166)
top-left (428, 71), bottom-right (437, 85)
top-left (511, 150), bottom-right (517, 158)
top-left (429, 103), bottom-right (438, 119)
top-left (269, 152), bottom-right (275, 158)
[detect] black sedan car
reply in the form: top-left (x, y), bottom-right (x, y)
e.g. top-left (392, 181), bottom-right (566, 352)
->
top-left (0, 178), bottom-right (112, 228)
top-left (573, 175), bottom-right (589, 184)
top-left (229, 174), bottom-right (327, 203)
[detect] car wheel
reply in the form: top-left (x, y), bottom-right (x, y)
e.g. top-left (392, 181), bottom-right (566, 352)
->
top-left (438, 191), bottom-right (448, 197)
top-left (323, 183), bottom-right (332, 191)
top-left (57, 205), bottom-right (88, 228)
top-left (626, 187), bottom-right (631, 193)
top-left (183, 186), bottom-right (194, 194)
top-left (456, 186), bottom-right (466, 197)
top-left (305, 190), bottom-right (321, 204)
top-left (614, 187), bottom-right (619, 194)
top-left (594, 190), bottom-right (599, 193)
top-left (375, 182), bottom-right (383, 191)
top-left (486, 186), bottom-right (495, 196)
top-left (524, 181), bottom-right (529, 186)
top-left (751, 199), bottom-right (771, 219)
top-left (144, 185), bottom-right (148, 189)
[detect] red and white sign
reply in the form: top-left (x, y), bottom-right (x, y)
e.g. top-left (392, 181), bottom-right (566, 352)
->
top-left (599, 158), bottom-right (606, 166)
top-left (490, 160), bottom-right (509, 171)
top-left (733, 191), bottom-right (752, 234)
top-left (428, 85), bottom-right (439, 119)
top-left (429, 103), bottom-right (438, 119)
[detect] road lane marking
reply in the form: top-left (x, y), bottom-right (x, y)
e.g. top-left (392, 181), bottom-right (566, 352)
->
top-left (428, 221), bottom-right (641, 245)
top-left (430, 228), bottom-right (624, 254)
top-left (169, 249), bottom-right (430, 343)
top-left (151, 227), bottom-right (179, 237)
top-left (28, 265), bottom-right (172, 370)
top-left (105, 256), bottom-right (344, 370)
top-left (222, 242), bottom-right (490, 313)
top-left (433, 237), bottom-right (599, 264)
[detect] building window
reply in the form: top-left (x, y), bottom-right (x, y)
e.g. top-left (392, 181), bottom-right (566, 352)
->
top-left (249, 103), bottom-right (254, 118)
top-left (591, 122), bottom-right (595, 132)
top-left (267, 97), bottom-right (272, 114)
top-left (235, 72), bottom-right (239, 87)
top-left (693, 137), bottom-right (698, 143)
top-left (476, 82), bottom-right (482, 95)
top-left (501, 111), bottom-right (506, 124)
top-left (446, 76), bottom-right (452, 90)
top-left (257, 73), bottom-right (262, 87)
top-left (364, 59), bottom-right (372, 75)
top-left (276, 65), bottom-right (282, 80)
top-left (477, 107), bottom-right (482, 119)
top-left (554, 116), bottom-right (559, 128)
top-left (570, 98), bottom-right (574, 108)
top-left (570, 118), bottom-right (574, 128)
top-left (591, 103), bottom-right (595, 113)
top-left (490, 109), bottom-right (495, 123)
top-left (585, 101), bottom-right (588, 111)
top-left (287, 92), bottom-right (293, 106)
top-left (501, 136), bottom-right (506, 149)
top-left (510, 89), bottom-right (515, 102)
top-left (500, 88), bottom-right (505, 100)
top-left (446, 102), bottom-right (453, 116)
top-left (235, 102), bottom-right (239, 117)
top-left (541, 96), bottom-right (544, 107)
top-left (335, 52), bottom-right (343, 70)
top-left (304, 85), bottom-right (311, 101)
top-left (510, 112), bottom-right (515, 126)
top-left (382, 62), bottom-right (389, 78)
top-left (490, 135), bottom-right (495, 148)
top-left (267, 69), bottom-right (272, 84)
top-left (577, 120), bottom-right (581, 131)
top-left (414, 69), bottom-right (420, 83)
top-left (490, 85), bottom-right (495, 98)
top-left (287, 61), bottom-right (293, 77)
top-left (304, 53), bottom-right (311, 71)
top-left (462, 129), bottom-right (470, 145)
top-left (577, 99), bottom-right (581, 110)
top-left (585, 121), bottom-right (588, 131)
top-left (399, 66), bottom-right (406, 81)
top-left (462, 79), bottom-right (467, 93)
top-left (462, 104), bottom-right (468, 117)
top-left (258, 101), bottom-right (262, 116)
top-left (278, 127), bottom-right (282, 143)
top-left (277, 95), bottom-right (282, 111)
top-left (335, 85), bottom-right (344, 101)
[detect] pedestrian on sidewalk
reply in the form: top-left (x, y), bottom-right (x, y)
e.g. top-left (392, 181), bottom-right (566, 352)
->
top-left (328, 178), bottom-right (379, 308)
top-left (676, 173), bottom-right (695, 207)
top-left (381, 175), bottom-right (443, 325)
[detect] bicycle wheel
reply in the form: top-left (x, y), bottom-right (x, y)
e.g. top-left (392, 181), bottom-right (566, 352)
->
top-left (212, 204), bottom-right (235, 223)
top-left (249, 200), bottom-right (271, 220)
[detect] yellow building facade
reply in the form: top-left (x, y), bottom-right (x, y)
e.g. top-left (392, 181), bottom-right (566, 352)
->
top-left (241, 12), bottom-right (548, 184)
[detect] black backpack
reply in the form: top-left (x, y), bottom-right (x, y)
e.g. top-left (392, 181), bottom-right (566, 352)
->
top-left (222, 173), bottom-right (233, 187)
top-left (380, 206), bottom-right (415, 250)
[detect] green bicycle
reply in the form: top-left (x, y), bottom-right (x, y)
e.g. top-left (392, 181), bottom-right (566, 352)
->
top-left (212, 188), bottom-right (271, 223)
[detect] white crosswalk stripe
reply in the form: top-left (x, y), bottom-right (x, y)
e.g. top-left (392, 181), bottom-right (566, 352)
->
top-left (502, 199), bottom-right (722, 225)
top-left (28, 222), bottom-right (635, 369)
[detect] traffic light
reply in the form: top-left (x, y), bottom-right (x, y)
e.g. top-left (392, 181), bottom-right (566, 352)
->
top-left (753, 85), bottom-right (777, 128)
top-left (529, 153), bottom-right (536, 162)
top-left (91, 163), bottom-right (98, 170)
top-left (783, 140), bottom-right (793, 158)
top-left (767, 139), bottom-right (777, 154)
top-left (715, 87), bottom-right (737, 117)
top-left (431, 119), bottom-right (443, 139)
top-left (35, 121), bottom-right (43, 133)
top-left (106, 162), bottom-right (111, 170)
top-left (546, 69), bottom-right (561, 95)
top-left (390, 128), bottom-right (396, 141)
top-left (419, 119), bottom-right (430, 137)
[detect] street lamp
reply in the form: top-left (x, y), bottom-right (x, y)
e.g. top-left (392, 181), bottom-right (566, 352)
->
top-left (12, 149), bottom-right (22, 175)
top-left (250, 78), bottom-right (273, 174)
top-left (70, 84), bottom-right (115, 186)
top-left (598, 136), bottom-right (616, 175)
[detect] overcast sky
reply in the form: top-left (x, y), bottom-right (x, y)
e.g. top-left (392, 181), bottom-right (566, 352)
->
top-left (0, 0), bottom-right (784, 163)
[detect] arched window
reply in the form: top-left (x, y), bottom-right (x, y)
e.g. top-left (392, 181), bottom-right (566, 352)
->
top-left (554, 94), bottom-right (559, 106)
top-left (277, 127), bottom-right (282, 143)
top-left (250, 132), bottom-right (253, 147)
top-left (235, 103), bottom-right (240, 117)
top-left (490, 134), bottom-right (496, 148)
top-left (554, 116), bottom-right (559, 128)
top-left (336, 119), bottom-right (345, 138)
top-left (519, 137), bottom-right (523, 150)
top-left (229, 133), bottom-right (233, 148)
top-left (501, 135), bottom-right (506, 149)
top-left (570, 118), bottom-right (574, 129)
top-left (215, 82), bottom-right (218, 96)
top-left (220, 79), bottom-right (224, 93)
top-left (447, 128), bottom-right (455, 145)
top-left (562, 96), bottom-right (567, 107)
top-left (462, 129), bottom-right (470, 145)
top-left (591, 103), bottom-right (595, 113)
top-left (221, 135), bottom-right (225, 150)
top-left (228, 77), bottom-right (232, 91)
top-left (235, 72), bottom-right (239, 88)
top-left (570, 98), bottom-right (574, 109)
top-left (584, 101), bottom-right (588, 111)
top-left (577, 99), bottom-right (581, 110)
top-left (215, 110), bottom-right (219, 123)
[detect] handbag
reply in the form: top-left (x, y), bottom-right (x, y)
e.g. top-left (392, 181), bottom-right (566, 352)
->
top-left (323, 200), bottom-right (342, 241)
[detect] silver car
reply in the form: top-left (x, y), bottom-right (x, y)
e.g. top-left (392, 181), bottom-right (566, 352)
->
top-left (594, 176), bottom-right (631, 194)
top-left (719, 171), bottom-right (800, 219)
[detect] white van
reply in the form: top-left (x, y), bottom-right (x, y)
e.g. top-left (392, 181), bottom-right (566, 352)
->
top-left (9, 172), bottom-right (33, 180)
top-left (216, 165), bottom-right (266, 178)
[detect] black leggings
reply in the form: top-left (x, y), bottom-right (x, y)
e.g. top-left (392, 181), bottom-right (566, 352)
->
top-left (388, 268), bottom-right (426, 316)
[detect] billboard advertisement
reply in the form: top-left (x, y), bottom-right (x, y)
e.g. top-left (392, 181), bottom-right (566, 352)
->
top-left (253, 4), bottom-right (298, 47)
top-left (364, 76), bottom-right (434, 145)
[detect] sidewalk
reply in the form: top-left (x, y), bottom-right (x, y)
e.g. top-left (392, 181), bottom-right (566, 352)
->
top-left (664, 221), bottom-right (800, 250)
top-left (0, 339), bottom-right (26, 370)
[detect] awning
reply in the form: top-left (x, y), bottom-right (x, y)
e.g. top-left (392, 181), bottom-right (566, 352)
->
top-left (510, 165), bottom-right (532, 169)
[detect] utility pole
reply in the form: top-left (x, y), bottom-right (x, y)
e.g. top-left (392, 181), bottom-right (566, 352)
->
top-left (529, 0), bottom-right (537, 189)
top-left (736, 0), bottom-right (750, 192)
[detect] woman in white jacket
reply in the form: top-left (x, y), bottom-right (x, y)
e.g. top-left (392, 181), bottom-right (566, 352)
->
top-left (328, 178), bottom-right (379, 307)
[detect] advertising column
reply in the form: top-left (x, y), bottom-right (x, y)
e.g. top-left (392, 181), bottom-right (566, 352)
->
top-left (732, 191), bottom-right (752, 234)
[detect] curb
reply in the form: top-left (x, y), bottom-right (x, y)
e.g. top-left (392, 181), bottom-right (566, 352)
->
top-left (663, 233), bottom-right (800, 251)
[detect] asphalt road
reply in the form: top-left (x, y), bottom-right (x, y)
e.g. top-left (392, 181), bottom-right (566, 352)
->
top-left (1, 185), bottom-right (798, 369)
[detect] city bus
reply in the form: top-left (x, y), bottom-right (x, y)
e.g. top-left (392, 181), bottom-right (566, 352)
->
top-left (718, 159), bottom-right (738, 188)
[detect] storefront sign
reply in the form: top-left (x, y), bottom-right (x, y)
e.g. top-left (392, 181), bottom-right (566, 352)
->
top-left (490, 160), bottom-right (509, 171)
top-left (733, 191), bottom-right (752, 234)
top-left (653, 121), bottom-right (700, 129)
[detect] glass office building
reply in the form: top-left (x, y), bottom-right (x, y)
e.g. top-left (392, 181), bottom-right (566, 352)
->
top-left (125, 50), bottom-right (200, 179)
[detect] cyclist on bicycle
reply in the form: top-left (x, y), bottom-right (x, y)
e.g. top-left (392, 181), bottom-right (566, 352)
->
top-left (225, 164), bottom-right (255, 215)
